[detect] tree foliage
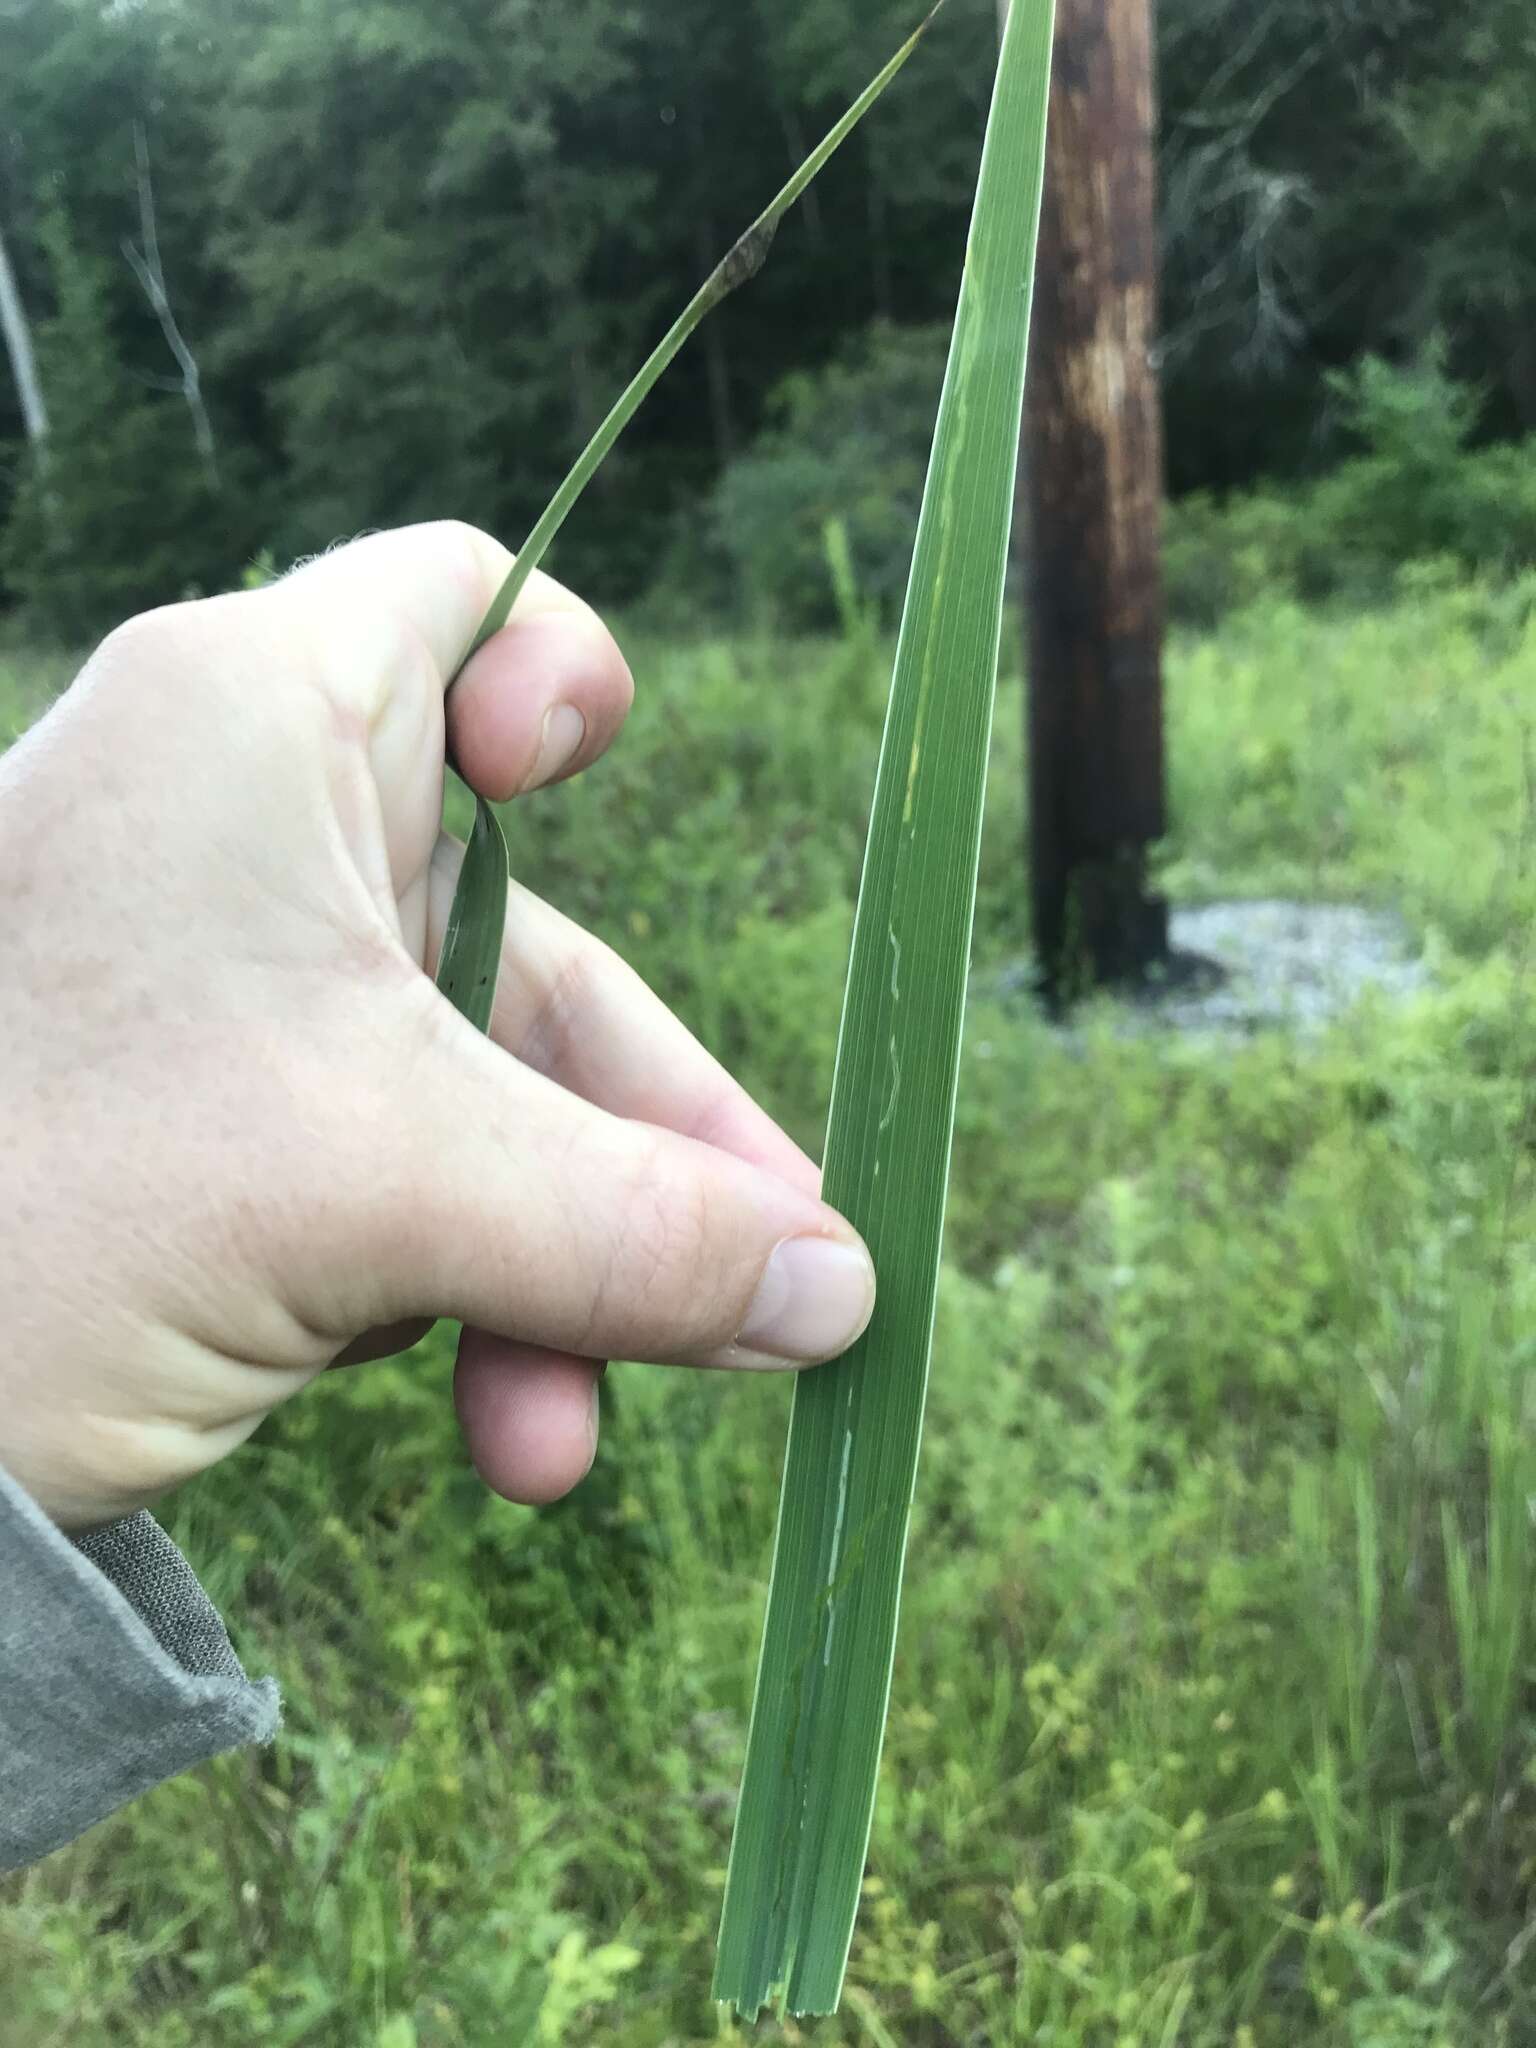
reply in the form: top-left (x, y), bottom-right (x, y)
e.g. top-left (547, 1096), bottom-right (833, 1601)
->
top-left (0, 0), bottom-right (1529, 625)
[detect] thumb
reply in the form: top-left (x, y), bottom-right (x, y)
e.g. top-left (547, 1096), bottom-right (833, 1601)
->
top-left (338, 1011), bottom-right (876, 1372)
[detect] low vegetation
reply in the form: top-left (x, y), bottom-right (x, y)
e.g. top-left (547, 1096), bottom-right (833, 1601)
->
top-left (698, 332), bottom-right (1536, 635)
top-left (2, 564), bottom-right (1535, 2044)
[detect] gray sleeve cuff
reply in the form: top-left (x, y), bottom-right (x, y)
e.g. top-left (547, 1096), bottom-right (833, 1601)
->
top-left (0, 1463), bottom-right (279, 1872)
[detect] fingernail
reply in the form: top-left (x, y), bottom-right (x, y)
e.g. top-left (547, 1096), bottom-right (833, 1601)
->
top-left (738, 1237), bottom-right (876, 1362)
top-left (526, 703), bottom-right (586, 790)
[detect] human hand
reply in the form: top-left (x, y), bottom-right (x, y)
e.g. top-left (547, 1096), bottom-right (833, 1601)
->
top-left (0, 523), bottom-right (875, 1530)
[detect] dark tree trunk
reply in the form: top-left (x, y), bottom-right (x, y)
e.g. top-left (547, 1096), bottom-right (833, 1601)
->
top-left (778, 104), bottom-right (826, 254)
top-left (1022, 0), bottom-right (1168, 998)
top-left (866, 132), bottom-right (893, 321)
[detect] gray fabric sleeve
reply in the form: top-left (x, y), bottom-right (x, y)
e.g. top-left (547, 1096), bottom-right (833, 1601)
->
top-left (0, 1462), bottom-right (279, 1872)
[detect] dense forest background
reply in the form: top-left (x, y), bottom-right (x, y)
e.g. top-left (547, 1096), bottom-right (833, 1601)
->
top-left (0, 0), bottom-right (1532, 631)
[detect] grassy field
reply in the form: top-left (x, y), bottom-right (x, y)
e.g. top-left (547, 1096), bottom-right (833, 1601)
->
top-left (3, 567), bottom-right (1536, 2046)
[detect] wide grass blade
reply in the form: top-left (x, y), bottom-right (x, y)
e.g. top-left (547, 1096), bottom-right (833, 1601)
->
top-left (712, 0), bottom-right (1057, 2019)
top-left (435, 9), bottom-right (948, 1021)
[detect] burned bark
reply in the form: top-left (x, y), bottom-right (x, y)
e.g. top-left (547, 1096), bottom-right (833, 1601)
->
top-left (1022, 0), bottom-right (1168, 996)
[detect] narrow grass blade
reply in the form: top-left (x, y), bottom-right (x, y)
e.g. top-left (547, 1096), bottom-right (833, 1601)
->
top-left (436, 8), bottom-right (947, 1023)
top-left (462, 3), bottom-right (947, 660)
top-left (436, 797), bottom-right (508, 1032)
top-left (712, 0), bottom-right (1056, 2019)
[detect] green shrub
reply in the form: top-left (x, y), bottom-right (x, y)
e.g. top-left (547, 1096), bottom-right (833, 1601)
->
top-left (705, 321), bottom-right (948, 629)
top-left (1310, 345), bottom-right (1536, 586)
top-left (1163, 485), bottom-right (1309, 627)
top-left (1165, 348), bottom-right (1536, 626)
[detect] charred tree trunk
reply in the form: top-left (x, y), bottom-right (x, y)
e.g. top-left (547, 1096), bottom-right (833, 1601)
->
top-left (1022, 0), bottom-right (1169, 997)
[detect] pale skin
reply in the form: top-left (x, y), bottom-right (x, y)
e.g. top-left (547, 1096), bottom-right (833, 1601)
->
top-left (0, 522), bottom-right (876, 1530)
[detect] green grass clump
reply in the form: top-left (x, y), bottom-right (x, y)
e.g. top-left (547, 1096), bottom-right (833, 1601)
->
top-left (2, 571), bottom-right (1535, 2044)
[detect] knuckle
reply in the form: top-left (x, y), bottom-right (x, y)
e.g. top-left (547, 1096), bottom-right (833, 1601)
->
top-left (423, 515), bottom-right (492, 557)
top-left (86, 601), bottom-right (199, 698)
top-left (87, 590), bottom-right (320, 744)
top-left (421, 518), bottom-right (507, 611)
top-left (589, 1133), bottom-right (720, 1355)
top-left (521, 936), bottom-right (619, 1078)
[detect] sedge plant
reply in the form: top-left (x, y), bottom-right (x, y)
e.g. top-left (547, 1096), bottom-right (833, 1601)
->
top-left (433, 0), bottom-right (1057, 2020)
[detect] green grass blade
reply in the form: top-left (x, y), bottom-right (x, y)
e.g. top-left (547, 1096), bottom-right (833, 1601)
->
top-left (712, 0), bottom-right (1057, 2019)
top-left (436, 797), bottom-right (508, 1032)
top-left (436, 10), bottom-right (947, 1023)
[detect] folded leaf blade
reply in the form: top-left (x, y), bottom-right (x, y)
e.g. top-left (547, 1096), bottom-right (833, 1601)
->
top-left (436, 796), bottom-right (509, 1034)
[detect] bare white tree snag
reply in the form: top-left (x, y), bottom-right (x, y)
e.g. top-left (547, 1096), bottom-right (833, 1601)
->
top-left (123, 121), bottom-right (219, 486)
top-left (0, 219), bottom-right (49, 465)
